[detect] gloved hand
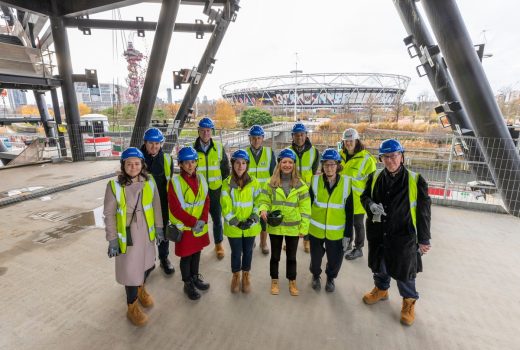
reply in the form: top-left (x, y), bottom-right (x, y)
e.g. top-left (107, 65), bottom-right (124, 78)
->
top-left (107, 239), bottom-right (120, 258)
top-left (342, 237), bottom-right (351, 253)
top-left (237, 219), bottom-right (254, 230)
top-left (248, 213), bottom-right (259, 223)
top-left (369, 202), bottom-right (386, 216)
top-left (229, 217), bottom-right (240, 227)
top-left (155, 227), bottom-right (165, 244)
top-left (192, 220), bottom-right (205, 233)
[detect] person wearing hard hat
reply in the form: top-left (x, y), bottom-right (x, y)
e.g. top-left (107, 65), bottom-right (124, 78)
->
top-left (259, 148), bottom-right (311, 296)
top-left (193, 117), bottom-right (230, 260)
top-left (361, 139), bottom-right (432, 326)
top-left (167, 146), bottom-right (211, 301)
top-left (221, 149), bottom-right (263, 293)
top-left (103, 147), bottom-right (165, 326)
top-left (290, 122), bottom-right (320, 253)
top-left (339, 128), bottom-right (377, 261)
top-left (246, 125), bottom-right (276, 255)
top-left (308, 148), bottom-right (354, 293)
top-left (140, 127), bottom-right (175, 276)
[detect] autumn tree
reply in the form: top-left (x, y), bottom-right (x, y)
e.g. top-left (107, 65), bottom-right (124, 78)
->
top-left (18, 105), bottom-right (40, 115)
top-left (78, 103), bottom-right (91, 116)
top-left (214, 99), bottom-right (236, 128)
top-left (164, 103), bottom-right (180, 118)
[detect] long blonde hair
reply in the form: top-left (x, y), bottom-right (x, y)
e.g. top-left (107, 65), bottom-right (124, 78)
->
top-left (269, 161), bottom-right (301, 188)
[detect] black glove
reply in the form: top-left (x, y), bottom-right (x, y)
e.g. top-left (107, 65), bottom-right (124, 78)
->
top-left (107, 239), bottom-right (120, 258)
top-left (237, 219), bottom-right (254, 230)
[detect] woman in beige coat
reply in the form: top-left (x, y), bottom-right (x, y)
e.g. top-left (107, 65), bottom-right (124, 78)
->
top-left (103, 147), bottom-right (164, 326)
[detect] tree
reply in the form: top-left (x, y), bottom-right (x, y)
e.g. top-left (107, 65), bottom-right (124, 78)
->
top-left (214, 99), bottom-right (236, 128)
top-left (153, 108), bottom-right (166, 119)
top-left (18, 105), bottom-right (39, 115)
top-left (78, 103), bottom-right (91, 116)
top-left (392, 94), bottom-right (405, 123)
top-left (164, 103), bottom-right (180, 118)
top-left (122, 104), bottom-right (137, 119)
top-left (240, 107), bottom-right (273, 128)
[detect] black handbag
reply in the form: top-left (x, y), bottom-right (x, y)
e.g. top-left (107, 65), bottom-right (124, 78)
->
top-left (166, 222), bottom-right (183, 242)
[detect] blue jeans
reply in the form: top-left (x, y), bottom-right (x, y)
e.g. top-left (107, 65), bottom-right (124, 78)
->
top-left (373, 259), bottom-right (419, 299)
top-left (209, 188), bottom-right (223, 244)
top-left (228, 236), bottom-right (255, 272)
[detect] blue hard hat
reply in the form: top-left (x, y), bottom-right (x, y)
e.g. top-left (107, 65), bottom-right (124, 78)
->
top-left (178, 146), bottom-right (198, 162)
top-left (198, 116), bottom-right (215, 129)
top-left (321, 148), bottom-right (341, 162)
top-left (248, 125), bottom-right (265, 137)
top-left (143, 127), bottom-right (164, 142)
top-left (379, 139), bottom-right (404, 155)
top-left (292, 122), bottom-right (307, 134)
top-left (278, 148), bottom-right (296, 162)
top-left (121, 147), bottom-right (144, 161)
top-left (231, 149), bottom-right (250, 163)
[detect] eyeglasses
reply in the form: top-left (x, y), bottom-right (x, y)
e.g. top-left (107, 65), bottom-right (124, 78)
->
top-left (381, 153), bottom-right (401, 160)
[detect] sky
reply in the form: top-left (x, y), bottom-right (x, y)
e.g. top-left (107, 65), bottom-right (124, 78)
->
top-left (56, 0), bottom-right (520, 104)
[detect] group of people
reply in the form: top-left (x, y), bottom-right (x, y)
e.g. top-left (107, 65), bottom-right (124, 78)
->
top-left (103, 117), bottom-right (432, 328)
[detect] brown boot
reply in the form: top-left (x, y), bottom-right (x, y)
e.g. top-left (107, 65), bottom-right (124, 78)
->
top-left (303, 240), bottom-right (310, 253)
top-left (400, 298), bottom-right (417, 326)
top-left (127, 299), bottom-right (148, 326)
top-left (362, 286), bottom-right (389, 305)
top-left (231, 272), bottom-right (240, 293)
top-left (289, 280), bottom-right (299, 296)
top-left (260, 231), bottom-right (269, 255)
top-left (242, 271), bottom-right (251, 293)
top-left (271, 279), bottom-right (279, 295)
top-left (215, 243), bottom-right (225, 260)
top-left (137, 285), bottom-right (154, 308)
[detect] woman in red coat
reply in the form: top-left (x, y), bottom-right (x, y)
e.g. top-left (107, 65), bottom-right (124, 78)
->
top-left (167, 146), bottom-right (210, 300)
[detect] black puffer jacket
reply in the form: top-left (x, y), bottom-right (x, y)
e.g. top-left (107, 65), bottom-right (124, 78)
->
top-left (361, 166), bottom-right (431, 281)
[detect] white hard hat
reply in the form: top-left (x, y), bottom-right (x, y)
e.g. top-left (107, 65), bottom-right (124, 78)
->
top-left (342, 128), bottom-right (359, 141)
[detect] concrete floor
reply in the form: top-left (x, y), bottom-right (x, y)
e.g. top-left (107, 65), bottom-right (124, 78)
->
top-left (1, 162), bottom-right (519, 350)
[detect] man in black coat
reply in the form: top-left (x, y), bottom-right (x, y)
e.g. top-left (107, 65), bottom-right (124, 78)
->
top-left (360, 139), bottom-right (431, 326)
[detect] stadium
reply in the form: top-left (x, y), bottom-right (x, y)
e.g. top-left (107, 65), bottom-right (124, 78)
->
top-left (220, 72), bottom-right (411, 111)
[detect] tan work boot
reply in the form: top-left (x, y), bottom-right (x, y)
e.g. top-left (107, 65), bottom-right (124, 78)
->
top-left (289, 280), bottom-right (299, 296)
top-left (303, 240), bottom-right (310, 253)
top-left (271, 279), bottom-right (279, 295)
top-left (231, 272), bottom-right (240, 293)
top-left (242, 271), bottom-right (251, 293)
top-left (127, 299), bottom-right (148, 326)
top-left (137, 285), bottom-right (154, 308)
top-left (400, 298), bottom-right (417, 326)
top-left (215, 243), bottom-right (225, 260)
top-left (260, 231), bottom-right (269, 255)
top-left (363, 286), bottom-right (389, 305)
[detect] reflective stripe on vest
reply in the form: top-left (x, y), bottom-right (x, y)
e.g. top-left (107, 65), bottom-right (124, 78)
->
top-left (247, 146), bottom-right (272, 183)
top-left (371, 169), bottom-right (419, 231)
top-left (309, 174), bottom-right (351, 240)
top-left (340, 149), bottom-right (376, 215)
top-left (163, 153), bottom-right (172, 182)
top-left (110, 178), bottom-right (157, 254)
top-left (195, 140), bottom-right (224, 190)
top-left (169, 173), bottom-right (209, 236)
top-left (292, 146), bottom-right (316, 186)
top-left (266, 182), bottom-right (310, 236)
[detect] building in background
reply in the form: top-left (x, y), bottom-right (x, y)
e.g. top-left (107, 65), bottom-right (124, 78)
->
top-left (7, 89), bottom-right (27, 110)
top-left (166, 88), bottom-right (172, 104)
top-left (75, 82), bottom-right (129, 110)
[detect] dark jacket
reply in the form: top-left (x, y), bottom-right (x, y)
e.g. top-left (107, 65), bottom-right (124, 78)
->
top-left (291, 138), bottom-right (320, 175)
top-left (361, 166), bottom-right (431, 281)
top-left (193, 137), bottom-right (230, 190)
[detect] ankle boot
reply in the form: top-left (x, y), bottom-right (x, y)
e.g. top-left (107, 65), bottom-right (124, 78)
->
top-left (303, 240), bottom-right (310, 253)
top-left (271, 279), bottom-right (279, 295)
top-left (231, 272), bottom-right (240, 293)
top-left (400, 298), bottom-right (417, 326)
top-left (260, 231), bottom-right (269, 254)
top-left (137, 285), bottom-right (154, 308)
top-left (192, 274), bottom-right (210, 291)
top-left (215, 243), bottom-right (225, 260)
top-left (241, 271), bottom-right (251, 293)
top-left (362, 286), bottom-right (389, 305)
top-left (183, 280), bottom-right (201, 300)
top-left (289, 280), bottom-right (299, 296)
top-left (127, 299), bottom-right (148, 326)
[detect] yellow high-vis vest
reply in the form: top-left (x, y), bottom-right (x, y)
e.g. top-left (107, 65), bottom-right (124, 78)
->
top-left (195, 140), bottom-right (224, 190)
top-left (246, 146), bottom-right (273, 184)
top-left (291, 145), bottom-right (317, 186)
top-left (340, 149), bottom-right (377, 214)
top-left (163, 153), bottom-right (172, 183)
top-left (110, 178), bottom-right (157, 254)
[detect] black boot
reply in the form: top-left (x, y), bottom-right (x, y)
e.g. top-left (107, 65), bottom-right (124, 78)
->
top-left (160, 257), bottom-right (175, 275)
top-left (183, 280), bottom-right (201, 300)
top-left (325, 277), bottom-right (335, 293)
top-left (311, 275), bottom-right (321, 291)
top-left (345, 248), bottom-right (363, 260)
top-left (192, 274), bottom-right (210, 291)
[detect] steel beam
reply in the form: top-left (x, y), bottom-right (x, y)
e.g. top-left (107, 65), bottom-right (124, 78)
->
top-left (0, 74), bottom-right (61, 90)
top-left (50, 87), bottom-right (67, 156)
top-left (393, 0), bottom-right (492, 182)
top-left (33, 91), bottom-right (56, 142)
top-left (62, 17), bottom-right (214, 33)
top-left (129, 0), bottom-right (181, 147)
top-left (50, 14), bottom-right (84, 161)
top-left (421, 0), bottom-right (520, 217)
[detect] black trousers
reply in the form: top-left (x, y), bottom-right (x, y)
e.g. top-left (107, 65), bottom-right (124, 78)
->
top-left (269, 235), bottom-right (299, 280)
top-left (352, 214), bottom-right (365, 249)
top-left (179, 251), bottom-right (201, 282)
top-left (309, 235), bottom-right (344, 279)
top-left (125, 266), bottom-right (154, 304)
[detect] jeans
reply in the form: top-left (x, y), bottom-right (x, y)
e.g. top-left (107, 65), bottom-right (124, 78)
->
top-left (180, 251), bottom-right (201, 282)
top-left (309, 235), bottom-right (344, 279)
top-left (228, 236), bottom-right (255, 273)
top-left (269, 235), bottom-right (299, 280)
top-left (209, 188), bottom-right (223, 244)
top-left (373, 259), bottom-right (419, 299)
top-left (125, 266), bottom-right (154, 304)
top-left (352, 214), bottom-right (365, 249)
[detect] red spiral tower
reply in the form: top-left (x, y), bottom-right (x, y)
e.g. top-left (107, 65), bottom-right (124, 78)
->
top-left (123, 42), bottom-right (144, 104)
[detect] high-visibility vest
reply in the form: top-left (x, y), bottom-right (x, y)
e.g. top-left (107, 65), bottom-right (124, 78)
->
top-left (221, 176), bottom-right (262, 238)
top-left (194, 140), bottom-right (224, 190)
top-left (309, 175), bottom-right (352, 240)
top-left (371, 169), bottom-right (419, 232)
top-left (169, 173), bottom-right (209, 237)
top-left (258, 181), bottom-right (312, 236)
top-left (246, 146), bottom-right (273, 184)
top-left (163, 153), bottom-right (172, 183)
top-left (340, 149), bottom-right (377, 215)
top-left (110, 178), bottom-right (157, 254)
top-left (291, 145), bottom-right (317, 186)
